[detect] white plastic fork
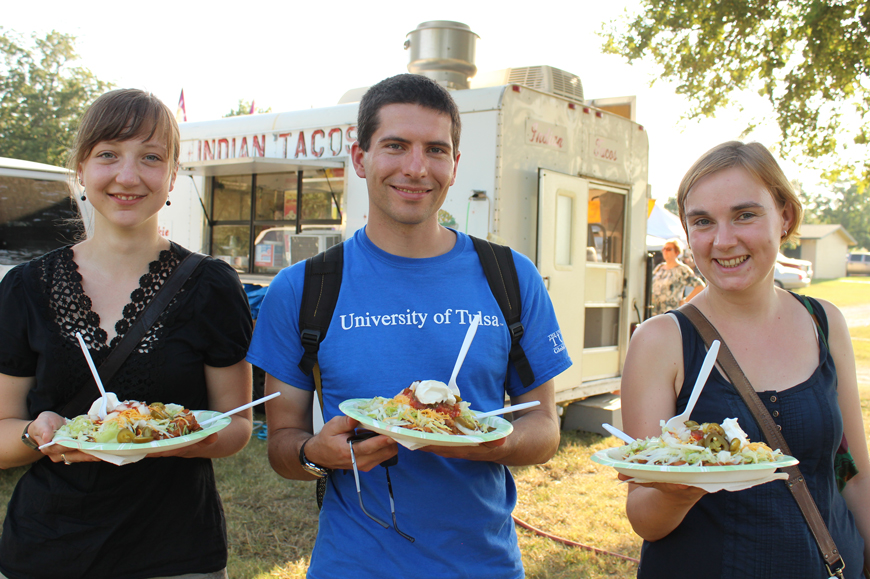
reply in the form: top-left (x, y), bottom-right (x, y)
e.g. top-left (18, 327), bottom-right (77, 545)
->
top-left (75, 332), bottom-right (108, 420)
top-left (446, 314), bottom-right (480, 395)
top-left (474, 401), bottom-right (540, 419)
top-left (199, 392), bottom-right (281, 428)
top-left (664, 340), bottom-right (720, 430)
top-left (602, 422), bottom-right (636, 444)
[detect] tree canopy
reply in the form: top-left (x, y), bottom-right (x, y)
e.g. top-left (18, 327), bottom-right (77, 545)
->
top-left (801, 181), bottom-right (870, 250)
top-left (0, 29), bottom-right (111, 167)
top-left (601, 0), bottom-right (870, 189)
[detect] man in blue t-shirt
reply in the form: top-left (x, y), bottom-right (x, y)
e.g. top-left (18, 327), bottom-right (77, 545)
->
top-left (247, 74), bottom-right (572, 579)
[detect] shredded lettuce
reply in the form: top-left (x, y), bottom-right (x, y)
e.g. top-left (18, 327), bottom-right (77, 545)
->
top-left (620, 418), bottom-right (782, 466)
top-left (356, 396), bottom-right (487, 435)
top-left (53, 401), bottom-right (198, 444)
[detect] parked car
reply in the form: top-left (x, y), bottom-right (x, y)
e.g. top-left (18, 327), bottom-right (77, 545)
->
top-left (846, 252), bottom-right (870, 276)
top-left (777, 252), bottom-right (813, 279)
top-left (774, 262), bottom-right (811, 289)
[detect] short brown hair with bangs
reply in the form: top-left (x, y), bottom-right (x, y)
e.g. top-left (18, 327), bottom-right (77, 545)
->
top-left (69, 89), bottom-right (180, 175)
top-left (676, 141), bottom-right (803, 245)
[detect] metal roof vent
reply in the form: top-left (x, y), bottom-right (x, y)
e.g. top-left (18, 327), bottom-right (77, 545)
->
top-left (507, 65), bottom-right (584, 104)
top-left (405, 21), bottom-right (479, 90)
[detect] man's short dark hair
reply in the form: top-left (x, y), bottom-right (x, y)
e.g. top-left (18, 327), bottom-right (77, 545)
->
top-left (356, 74), bottom-right (461, 154)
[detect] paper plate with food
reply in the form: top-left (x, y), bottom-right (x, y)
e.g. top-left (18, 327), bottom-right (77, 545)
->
top-left (340, 380), bottom-right (513, 450)
top-left (591, 418), bottom-right (799, 491)
top-left (51, 395), bottom-right (231, 465)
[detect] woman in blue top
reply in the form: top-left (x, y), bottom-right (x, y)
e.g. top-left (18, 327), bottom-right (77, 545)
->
top-left (620, 141), bottom-right (870, 578)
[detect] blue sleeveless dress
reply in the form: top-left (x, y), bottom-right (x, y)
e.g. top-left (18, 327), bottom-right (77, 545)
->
top-left (637, 295), bottom-right (864, 578)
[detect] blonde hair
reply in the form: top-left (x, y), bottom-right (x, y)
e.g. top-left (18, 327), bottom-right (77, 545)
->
top-left (676, 141), bottom-right (803, 244)
top-left (664, 238), bottom-right (683, 256)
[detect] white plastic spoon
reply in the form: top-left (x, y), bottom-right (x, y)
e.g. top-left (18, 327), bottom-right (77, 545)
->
top-left (198, 392), bottom-right (281, 428)
top-left (447, 314), bottom-right (480, 394)
top-left (602, 422), bottom-right (636, 444)
top-left (474, 400), bottom-right (541, 419)
top-left (75, 332), bottom-right (108, 420)
top-left (664, 339), bottom-right (720, 430)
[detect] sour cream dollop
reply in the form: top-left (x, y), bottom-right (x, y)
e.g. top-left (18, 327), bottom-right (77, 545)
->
top-left (722, 417), bottom-right (749, 448)
top-left (410, 380), bottom-right (458, 405)
top-left (86, 391), bottom-right (122, 420)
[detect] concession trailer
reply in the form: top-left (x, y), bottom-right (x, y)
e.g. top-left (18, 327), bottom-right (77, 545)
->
top-left (162, 21), bottom-right (651, 417)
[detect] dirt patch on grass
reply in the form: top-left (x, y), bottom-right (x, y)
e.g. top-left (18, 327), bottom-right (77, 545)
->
top-left (842, 304), bottom-right (870, 328)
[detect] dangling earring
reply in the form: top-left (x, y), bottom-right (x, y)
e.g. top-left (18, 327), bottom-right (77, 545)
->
top-left (165, 199), bottom-right (171, 206)
top-left (78, 177), bottom-right (85, 201)
top-left (80, 190), bottom-right (87, 202)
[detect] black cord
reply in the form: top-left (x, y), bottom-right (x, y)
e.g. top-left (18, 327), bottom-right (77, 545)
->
top-left (322, 170), bottom-right (343, 223)
top-left (186, 175), bottom-right (213, 227)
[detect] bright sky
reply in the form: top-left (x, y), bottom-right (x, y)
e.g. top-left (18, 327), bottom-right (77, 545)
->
top-left (4, 0), bottom-right (821, 201)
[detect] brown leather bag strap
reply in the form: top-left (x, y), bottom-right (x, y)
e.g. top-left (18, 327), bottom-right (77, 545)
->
top-left (679, 304), bottom-right (846, 577)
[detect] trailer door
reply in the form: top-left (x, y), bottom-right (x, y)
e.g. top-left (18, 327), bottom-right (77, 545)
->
top-left (537, 170), bottom-right (588, 393)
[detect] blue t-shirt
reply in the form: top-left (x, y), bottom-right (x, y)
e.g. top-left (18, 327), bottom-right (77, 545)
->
top-left (247, 228), bottom-right (571, 579)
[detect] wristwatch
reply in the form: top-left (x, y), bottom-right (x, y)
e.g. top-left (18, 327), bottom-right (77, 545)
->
top-left (298, 437), bottom-right (330, 478)
top-left (21, 421), bottom-right (39, 451)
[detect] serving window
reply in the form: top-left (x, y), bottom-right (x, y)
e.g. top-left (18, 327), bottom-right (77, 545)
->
top-left (208, 169), bottom-right (344, 273)
top-left (587, 188), bottom-right (625, 265)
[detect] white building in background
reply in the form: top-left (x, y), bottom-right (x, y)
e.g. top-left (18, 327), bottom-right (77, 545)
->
top-left (792, 224), bottom-right (857, 279)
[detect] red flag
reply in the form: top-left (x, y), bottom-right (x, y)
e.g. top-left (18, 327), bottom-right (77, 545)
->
top-left (176, 90), bottom-right (187, 122)
top-left (249, 99), bottom-right (256, 115)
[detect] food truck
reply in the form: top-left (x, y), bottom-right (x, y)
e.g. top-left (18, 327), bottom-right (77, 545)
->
top-left (166, 21), bottom-right (650, 412)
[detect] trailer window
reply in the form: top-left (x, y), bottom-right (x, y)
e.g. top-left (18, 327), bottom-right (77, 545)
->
top-left (255, 173), bottom-right (297, 221)
top-left (213, 175), bottom-right (252, 221)
top-left (208, 169), bottom-right (344, 274)
top-left (0, 175), bottom-right (80, 265)
top-left (212, 225), bottom-right (250, 270)
top-left (555, 193), bottom-right (574, 266)
top-left (587, 188), bottom-right (624, 264)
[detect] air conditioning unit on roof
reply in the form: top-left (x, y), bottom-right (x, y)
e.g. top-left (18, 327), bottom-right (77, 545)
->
top-left (472, 65), bottom-right (584, 105)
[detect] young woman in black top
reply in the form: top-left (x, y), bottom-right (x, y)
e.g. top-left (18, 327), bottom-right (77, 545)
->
top-left (0, 89), bottom-right (253, 579)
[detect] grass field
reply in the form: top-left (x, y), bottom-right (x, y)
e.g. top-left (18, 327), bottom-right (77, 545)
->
top-left (0, 279), bottom-right (867, 578)
top-left (795, 280), bottom-right (870, 366)
top-left (223, 279), bottom-right (870, 578)
top-left (796, 277), bottom-right (870, 307)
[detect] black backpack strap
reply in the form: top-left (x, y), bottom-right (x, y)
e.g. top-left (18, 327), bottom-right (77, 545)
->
top-left (297, 242), bottom-right (344, 387)
top-left (299, 243), bottom-right (343, 513)
top-left (470, 236), bottom-right (536, 388)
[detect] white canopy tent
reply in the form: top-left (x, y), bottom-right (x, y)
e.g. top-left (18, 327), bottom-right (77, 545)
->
top-left (646, 203), bottom-right (686, 251)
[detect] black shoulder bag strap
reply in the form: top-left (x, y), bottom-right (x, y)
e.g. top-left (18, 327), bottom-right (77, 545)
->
top-left (60, 251), bottom-right (207, 418)
top-left (470, 236), bottom-right (535, 388)
top-left (679, 303), bottom-right (846, 578)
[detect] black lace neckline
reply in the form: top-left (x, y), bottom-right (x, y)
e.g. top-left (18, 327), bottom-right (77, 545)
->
top-left (49, 245), bottom-right (180, 351)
